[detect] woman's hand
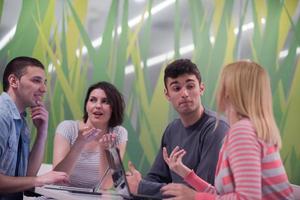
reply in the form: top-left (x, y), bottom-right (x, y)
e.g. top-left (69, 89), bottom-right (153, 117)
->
top-left (99, 132), bottom-right (116, 149)
top-left (76, 126), bottom-right (101, 145)
top-left (163, 146), bottom-right (191, 178)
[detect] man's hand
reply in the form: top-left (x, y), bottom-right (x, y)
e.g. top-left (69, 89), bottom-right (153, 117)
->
top-left (126, 161), bottom-right (142, 194)
top-left (160, 183), bottom-right (196, 200)
top-left (30, 101), bottom-right (48, 135)
top-left (35, 171), bottom-right (69, 187)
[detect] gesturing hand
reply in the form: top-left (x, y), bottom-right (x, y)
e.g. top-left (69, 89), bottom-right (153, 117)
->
top-left (163, 146), bottom-right (191, 178)
top-left (99, 132), bottom-right (116, 149)
top-left (126, 161), bottom-right (142, 194)
top-left (77, 126), bottom-right (102, 144)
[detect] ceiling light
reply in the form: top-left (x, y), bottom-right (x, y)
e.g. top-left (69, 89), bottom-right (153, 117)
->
top-left (0, 25), bottom-right (16, 49)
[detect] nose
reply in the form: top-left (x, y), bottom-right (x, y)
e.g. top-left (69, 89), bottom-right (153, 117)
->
top-left (181, 88), bottom-right (188, 98)
top-left (95, 101), bottom-right (103, 108)
top-left (40, 82), bottom-right (47, 93)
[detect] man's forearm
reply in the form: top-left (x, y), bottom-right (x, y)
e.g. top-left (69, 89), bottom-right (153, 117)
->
top-left (0, 174), bottom-right (37, 193)
top-left (138, 179), bottom-right (165, 198)
top-left (27, 131), bottom-right (47, 176)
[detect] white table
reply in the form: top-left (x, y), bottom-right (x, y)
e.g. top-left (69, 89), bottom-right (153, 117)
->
top-left (35, 187), bottom-right (123, 200)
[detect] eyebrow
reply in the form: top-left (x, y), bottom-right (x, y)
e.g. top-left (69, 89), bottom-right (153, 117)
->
top-left (31, 76), bottom-right (47, 83)
top-left (169, 78), bottom-right (196, 86)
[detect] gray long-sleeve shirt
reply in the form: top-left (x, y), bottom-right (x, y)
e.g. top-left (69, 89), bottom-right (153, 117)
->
top-left (138, 109), bottom-right (229, 198)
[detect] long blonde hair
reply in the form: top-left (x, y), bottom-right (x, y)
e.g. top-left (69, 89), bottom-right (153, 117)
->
top-left (216, 60), bottom-right (281, 148)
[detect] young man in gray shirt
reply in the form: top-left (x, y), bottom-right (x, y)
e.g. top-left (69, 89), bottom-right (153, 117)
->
top-left (126, 59), bottom-right (228, 198)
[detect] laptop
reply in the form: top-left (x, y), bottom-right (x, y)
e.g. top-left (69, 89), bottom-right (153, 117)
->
top-left (105, 148), bottom-right (161, 200)
top-left (43, 166), bottom-right (112, 195)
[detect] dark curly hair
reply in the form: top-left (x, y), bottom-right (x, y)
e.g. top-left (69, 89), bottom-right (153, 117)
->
top-left (164, 59), bottom-right (202, 89)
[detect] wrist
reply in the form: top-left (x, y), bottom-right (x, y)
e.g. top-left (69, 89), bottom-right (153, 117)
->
top-left (36, 127), bottom-right (48, 137)
top-left (178, 166), bottom-right (192, 178)
top-left (34, 176), bottom-right (43, 187)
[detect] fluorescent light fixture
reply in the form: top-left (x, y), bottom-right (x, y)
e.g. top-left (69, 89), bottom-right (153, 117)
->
top-left (47, 59), bottom-right (61, 73)
top-left (125, 43), bottom-right (194, 75)
top-left (234, 18), bottom-right (265, 35)
top-left (279, 47), bottom-right (300, 58)
top-left (0, 25), bottom-right (16, 49)
top-left (234, 22), bottom-right (254, 35)
top-left (76, 0), bottom-right (175, 56)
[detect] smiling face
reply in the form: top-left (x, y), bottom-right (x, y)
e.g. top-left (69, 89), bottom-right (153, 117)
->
top-left (9, 66), bottom-right (47, 111)
top-left (165, 73), bottom-right (204, 116)
top-left (85, 88), bottom-right (112, 129)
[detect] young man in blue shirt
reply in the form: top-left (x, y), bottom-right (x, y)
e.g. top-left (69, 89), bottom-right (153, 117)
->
top-left (0, 56), bottom-right (68, 200)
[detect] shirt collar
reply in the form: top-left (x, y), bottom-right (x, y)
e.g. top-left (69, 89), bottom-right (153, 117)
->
top-left (0, 92), bottom-right (24, 120)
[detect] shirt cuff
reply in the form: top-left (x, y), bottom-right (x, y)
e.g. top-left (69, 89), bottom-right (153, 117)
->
top-left (195, 192), bottom-right (215, 200)
top-left (184, 170), bottom-right (209, 191)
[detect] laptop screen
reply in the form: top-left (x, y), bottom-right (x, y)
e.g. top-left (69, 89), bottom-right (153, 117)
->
top-left (105, 148), bottom-right (131, 196)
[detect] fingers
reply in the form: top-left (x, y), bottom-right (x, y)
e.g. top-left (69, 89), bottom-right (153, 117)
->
top-left (169, 146), bottom-right (180, 158)
top-left (128, 161), bottom-right (140, 176)
top-left (31, 105), bottom-right (48, 119)
top-left (85, 128), bottom-right (101, 138)
top-left (163, 147), bottom-right (170, 164)
top-left (99, 133), bottom-right (116, 149)
top-left (163, 146), bottom-right (186, 162)
top-left (161, 183), bottom-right (179, 196)
top-left (37, 171), bottom-right (69, 187)
top-left (172, 149), bottom-right (186, 161)
top-left (80, 126), bottom-right (92, 135)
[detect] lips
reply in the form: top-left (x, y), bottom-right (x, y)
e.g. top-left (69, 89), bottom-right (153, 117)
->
top-left (179, 101), bottom-right (191, 106)
top-left (93, 111), bottom-right (103, 117)
top-left (34, 94), bottom-right (43, 101)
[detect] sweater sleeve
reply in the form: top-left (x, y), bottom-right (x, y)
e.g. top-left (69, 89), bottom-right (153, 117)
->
top-left (184, 170), bottom-right (216, 193)
top-left (216, 122), bottom-right (262, 200)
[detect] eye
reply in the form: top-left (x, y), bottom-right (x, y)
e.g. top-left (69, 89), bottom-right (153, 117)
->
top-left (89, 97), bottom-right (97, 102)
top-left (101, 98), bottom-right (110, 104)
top-left (186, 84), bottom-right (195, 90)
top-left (171, 85), bottom-right (181, 92)
top-left (31, 78), bottom-right (42, 84)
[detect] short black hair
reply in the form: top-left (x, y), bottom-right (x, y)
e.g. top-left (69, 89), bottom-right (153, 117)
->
top-left (2, 56), bottom-right (45, 91)
top-left (83, 81), bottom-right (125, 128)
top-left (164, 59), bottom-right (202, 89)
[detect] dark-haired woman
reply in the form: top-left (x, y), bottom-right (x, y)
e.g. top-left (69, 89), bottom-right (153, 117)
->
top-left (53, 81), bottom-right (127, 189)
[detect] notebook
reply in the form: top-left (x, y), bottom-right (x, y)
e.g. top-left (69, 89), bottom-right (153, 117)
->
top-left (105, 148), bottom-right (161, 200)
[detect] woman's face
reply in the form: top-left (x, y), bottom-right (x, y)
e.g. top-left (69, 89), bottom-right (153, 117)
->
top-left (86, 88), bottom-right (112, 128)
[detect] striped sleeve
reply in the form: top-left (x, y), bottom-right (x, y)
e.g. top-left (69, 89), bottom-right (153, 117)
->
top-left (218, 121), bottom-right (262, 200)
top-left (184, 170), bottom-right (217, 194)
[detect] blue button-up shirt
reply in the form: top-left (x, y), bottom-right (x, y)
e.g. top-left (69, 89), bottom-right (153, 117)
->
top-left (0, 92), bottom-right (31, 200)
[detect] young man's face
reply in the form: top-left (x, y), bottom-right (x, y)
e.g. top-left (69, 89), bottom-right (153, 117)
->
top-left (164, 74), bottom-right (204, 116)
top-left (14, 66), bottom-right (47, 108)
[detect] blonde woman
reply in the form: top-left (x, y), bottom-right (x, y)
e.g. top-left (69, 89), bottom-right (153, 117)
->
top-left (161, 61), bottom-right (294, 199)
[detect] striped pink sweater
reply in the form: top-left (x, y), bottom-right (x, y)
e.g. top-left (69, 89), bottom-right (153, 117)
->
top-left (184, 119), bottom-right (294, 200)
